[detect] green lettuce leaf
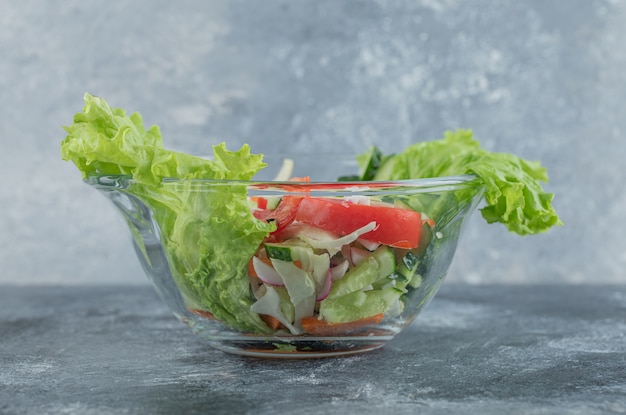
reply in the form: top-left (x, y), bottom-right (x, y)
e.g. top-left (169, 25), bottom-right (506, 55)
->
top-left (360, 129), bottom-right (562, 235)
top-left (61, 94), bottom-right (264, 185)
top-left (62, 93), bottom-right (274, 333)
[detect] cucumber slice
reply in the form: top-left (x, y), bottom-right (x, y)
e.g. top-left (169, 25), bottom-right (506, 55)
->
top-left (408, 273), bottom-right (422, 289)
top-left (393, 199), bottom-right (413, 211)
top-left (264, 242), bottom-right (308, 262)
top-left (327, 246), bottom-right (396, 299)
top-left (396, 250), bottom-right (421, 289)
top-left (416, 221), bottom-right (434, 257)
top-left (372, 270), bottom-right (409, 290)
top-left (399, 250), bottom-right (418, 276)
top-left (265, 196), bottom-right (281, 210)
top-left (319, 286), bottom-right (403, 323)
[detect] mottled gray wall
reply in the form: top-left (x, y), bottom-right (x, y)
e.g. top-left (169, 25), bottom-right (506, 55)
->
top-left (2, 0), bottom-right (625, 285)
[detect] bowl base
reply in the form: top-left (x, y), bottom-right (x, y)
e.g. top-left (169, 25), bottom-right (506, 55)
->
top-left (208, 338), bottom-right (390, 358)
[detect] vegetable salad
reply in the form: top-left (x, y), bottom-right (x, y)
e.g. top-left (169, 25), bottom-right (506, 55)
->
top-left (62, 93), bottom-right (561, 335)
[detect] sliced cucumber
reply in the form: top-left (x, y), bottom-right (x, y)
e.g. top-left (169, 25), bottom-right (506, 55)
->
top-left (319, 286), bottom-right (404, 324)
top-left (397, 250), bottom-right (421, 289)
top-left (264, 242), bottom-right (308, 262)
top-left (372, 270), bottom-right (409, 290)
top-left (265, 196), bottom-right (281, 210)
top-left (393, 199), bottom-right (413, 211)
top-left (327, 245), bottom-right (396, 299)
top-left (408, 273), bottom-right (422, 289)
top-left (399, 250), bottom-right (418, 276)
top-left (416, 221), bottom-right (434, 257)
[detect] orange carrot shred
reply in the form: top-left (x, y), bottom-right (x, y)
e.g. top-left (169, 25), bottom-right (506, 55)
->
top-left (260, 314), bottom-right (284, 330)
top-left (301, 313), bottom-right (384, 336)
top-left (189, 308), bottom-right (216, 320)
top-left (248, 256), bottom-right (273, 277)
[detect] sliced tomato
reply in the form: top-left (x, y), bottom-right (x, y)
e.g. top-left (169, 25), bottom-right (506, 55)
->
top-left (250, 196), bottom-right (268, 209)
top-left (253, 196), bottom-right (302, 233)
top-left (294, 197), bottom-right (421, 249)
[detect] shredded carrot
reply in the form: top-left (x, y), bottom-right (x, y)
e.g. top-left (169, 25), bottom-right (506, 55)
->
top-left (248, 256), bottom-right (273, 277)
top-left (260, 314), bottom-right (285, 330)
top-left (423, 218), bottom-right (435, 228)
top-left (301, 313), bottom-right (384, 336)
top-left (247, 258), bottom-right (256, 277)
top-left (188, 308), bottom-right (215, 320)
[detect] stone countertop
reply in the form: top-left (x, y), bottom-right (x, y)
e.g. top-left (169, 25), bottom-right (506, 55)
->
top-left (1, 284), bottom-right (625, 414)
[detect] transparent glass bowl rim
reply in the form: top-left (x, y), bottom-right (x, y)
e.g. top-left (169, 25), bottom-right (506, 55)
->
top-left (85, 173), bottom-right (482, 195)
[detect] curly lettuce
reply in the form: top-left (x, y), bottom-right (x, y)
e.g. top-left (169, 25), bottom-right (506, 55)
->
top-left (356, 130), bottom-right (562, 235)
top-left (62, 93), bottom-right (274, 332)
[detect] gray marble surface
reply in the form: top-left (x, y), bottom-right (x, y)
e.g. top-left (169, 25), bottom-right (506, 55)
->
top-left (1, 1), bottom-right (626, 286)
top-left (1, 284), bottom-right (625, 414)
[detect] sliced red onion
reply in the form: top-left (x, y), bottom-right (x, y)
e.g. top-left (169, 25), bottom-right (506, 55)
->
top-left (357, 238), bottom-right (380, 251)
top-left (350, 247), bottom-right (371, 266)
top-left (330, 260), bottom-right (349, 280)
top-left (341, 244), bottom-right (354, 267)
top-left (252, 256), bottom-right (285, 286)
top-left (316, 270), bottom-right (333, 301)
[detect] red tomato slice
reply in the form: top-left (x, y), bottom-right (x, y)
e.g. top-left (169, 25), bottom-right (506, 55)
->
top-left (294, 198), bottom-right (421, 249)
top-left (250, 196), bottom-right (268, 209)
top-left (253, 196), bottom-right (302, 233)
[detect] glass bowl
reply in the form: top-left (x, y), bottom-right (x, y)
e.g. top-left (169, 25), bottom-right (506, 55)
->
top-left (85, 162), bottom-right (484, 358)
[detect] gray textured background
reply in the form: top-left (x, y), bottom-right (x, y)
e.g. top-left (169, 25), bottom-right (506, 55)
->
top-left (2, 0), bottom-right (625, 285)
